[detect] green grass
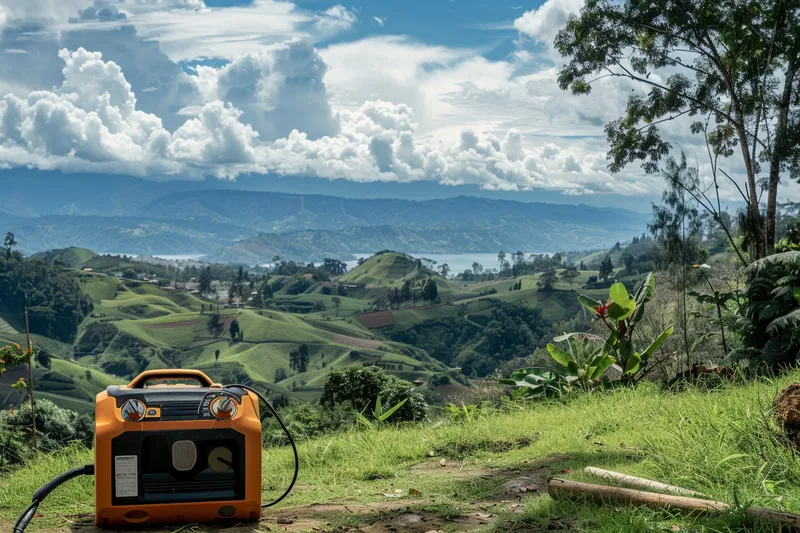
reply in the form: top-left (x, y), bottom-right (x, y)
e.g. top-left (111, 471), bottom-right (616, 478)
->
top-left (271, 293), bottom-right (369, 318)
top-left (4, 373), bottom-right (800, 531)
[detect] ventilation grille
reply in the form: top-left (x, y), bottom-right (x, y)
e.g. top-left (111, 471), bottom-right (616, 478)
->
top-left (143, 479), bottom-right (236, 494)
top-left (160, 401), bottom-right (205, 420)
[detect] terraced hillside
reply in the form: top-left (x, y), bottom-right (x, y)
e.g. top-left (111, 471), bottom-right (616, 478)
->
top-left (1, 270), bottom-right (455, 412)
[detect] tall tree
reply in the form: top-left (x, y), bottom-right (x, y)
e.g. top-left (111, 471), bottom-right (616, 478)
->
top-left (537, 269), bottom-right (557, 291)
top-left (3, 232), bottom-right (16, 257)
top-left (556, 0), bottom-right (800, 258)
top-left (599, 256), bottom-right (614, 281)
top-left (472, 262), bottom-right (484, 277)
top-left (289, 344), bottom-right (310, 373)
top-left (323, 258), bottom-right (348, 276)
top-left (560, 265), bottom-right (580, 289)
top-left (438, 263), bottom-right (451, 278)
top-left (423, 278), bottom-right (438, 302)
top-left (331, 296), bottom-right (342, 317)
top-left (198, 266), bottom-right (212, 295)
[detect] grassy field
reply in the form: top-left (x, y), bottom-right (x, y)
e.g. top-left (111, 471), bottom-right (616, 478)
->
top-left (3, 372), bottom-right (800, 532)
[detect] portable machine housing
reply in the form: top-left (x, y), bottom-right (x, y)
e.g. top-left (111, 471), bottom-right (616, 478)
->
top-left (94, 370), bottom-right (262, 527)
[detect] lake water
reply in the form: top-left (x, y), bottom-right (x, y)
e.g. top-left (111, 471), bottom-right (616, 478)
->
top-left (346, 252), bottom-right (551, 275)
top-left (98, 253), bottom-right (206, 261)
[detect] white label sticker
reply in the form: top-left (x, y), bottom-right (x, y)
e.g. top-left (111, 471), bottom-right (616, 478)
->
top-left (115, 455), bottom-right (138, 498)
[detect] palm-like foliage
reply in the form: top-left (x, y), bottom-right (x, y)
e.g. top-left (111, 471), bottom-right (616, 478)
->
top-left (737, 252), bottom-right (800, 367)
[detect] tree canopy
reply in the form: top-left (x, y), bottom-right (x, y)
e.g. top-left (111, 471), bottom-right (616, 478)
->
top-left (556, 0), bottom-right (800, 258)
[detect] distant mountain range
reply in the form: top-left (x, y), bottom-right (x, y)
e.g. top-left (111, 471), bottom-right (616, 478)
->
top-left (2, 172), bottom-right (650, 264)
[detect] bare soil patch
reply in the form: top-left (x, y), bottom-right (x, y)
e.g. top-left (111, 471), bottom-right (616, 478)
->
top-left (355, 311), bottom-right (394, 329)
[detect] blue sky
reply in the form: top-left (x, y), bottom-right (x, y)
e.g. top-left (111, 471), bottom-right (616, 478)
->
top-left (0, 0), bottom-right (772, 208)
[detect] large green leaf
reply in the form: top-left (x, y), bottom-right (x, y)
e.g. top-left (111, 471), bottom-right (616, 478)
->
top-left (588, 354), bottom-right (614, 380)
top-left (608, 282), bottom-right (635, 320)
top-left (608, 302), bottom-right (635, 321)
top-left (794, 286), bottom-right (800, 305)
top-left (624, 352), bottom-right (641, 376)
top-left (641, 326), bottom-right (674, 360)
top-left (547, 343), bottom-right (572, 367)
top-left (578, 294), bottom-right (603, 314)
top-left (378, 397), bottom-right (407, 422)
top-left (609, 282), bottom-right (630, 302)
top-left (634, 273), bottom-right (655, 304)
top-left (630, 301), bottom-right (645, 324)
top-left (553, 332), bottom-right (605, 343)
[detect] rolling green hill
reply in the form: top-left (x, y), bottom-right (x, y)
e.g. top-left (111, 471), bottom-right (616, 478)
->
top-left (339, 251), bottom-right (444, 288)
top-left (0, 271), bottom-right (456, 412)
top-left (31, 247), bottom-right (98, 268)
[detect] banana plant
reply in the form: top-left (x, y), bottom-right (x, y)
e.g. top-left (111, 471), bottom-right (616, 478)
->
top-left (499, 367), bottom-right (569, 398)
top-left (566, 273), bottom-right (673, 383)
top-left (546, 334), bottom-right (614, 389)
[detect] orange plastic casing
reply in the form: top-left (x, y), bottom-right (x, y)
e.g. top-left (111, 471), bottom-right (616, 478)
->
top-left (93, 370), bottom-right (262, 527)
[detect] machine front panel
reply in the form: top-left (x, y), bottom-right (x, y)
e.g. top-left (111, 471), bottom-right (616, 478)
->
top-left (110, 429), bottom-right (246, 506)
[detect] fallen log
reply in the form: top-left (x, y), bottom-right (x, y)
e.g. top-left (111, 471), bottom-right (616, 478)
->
top-left (548, 478), bottom-right (800, 527)
top-left (583, 467), bottom-right (707, 497)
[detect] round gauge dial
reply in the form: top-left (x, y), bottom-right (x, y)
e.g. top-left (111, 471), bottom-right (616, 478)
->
top-left (208, 446), bottom-right (233, 473)
top-left (120, 399), bottom-right (146, 422)
top-left (209, 395), bottom-right (237, 420)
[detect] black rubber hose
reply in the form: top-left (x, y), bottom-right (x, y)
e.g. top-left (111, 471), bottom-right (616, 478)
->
top-left (225, 384), bottom-right (299, 508)
top-left (13, 464), bottom-right (94, 533)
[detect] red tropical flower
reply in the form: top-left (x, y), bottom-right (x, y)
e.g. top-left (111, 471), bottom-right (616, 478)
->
top-left (593, 300), bottom-right (610, 318)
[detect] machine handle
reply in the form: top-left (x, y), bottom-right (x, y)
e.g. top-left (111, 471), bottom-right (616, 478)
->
top-left (128, 370), bottom-right (214, 388)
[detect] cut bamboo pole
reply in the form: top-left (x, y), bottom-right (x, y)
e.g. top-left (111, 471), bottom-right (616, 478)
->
top-left (548, 478), bottom-right (800, 527)
top-left (583, 467), bottom-right (707, 497)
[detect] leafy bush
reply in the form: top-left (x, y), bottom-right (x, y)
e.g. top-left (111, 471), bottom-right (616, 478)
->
top-left (285, 278), bottom-right (312, 295)
top-left (380, 381), bottom-right (427, 422)
top-left (736, 252), bottom-right (800, 368)
top-left (262, 403), bottom-right (355, 445)
top-left (320, 366), bottom-right (427, 421)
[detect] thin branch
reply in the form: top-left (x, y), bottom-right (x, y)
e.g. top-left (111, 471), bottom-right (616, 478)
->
top-left (637, 109), bottom-right (691, 132)
top-left (718, 170), bottom-right (750, 205)
top-left (611, 61), bottom-right (740, 127)
top-left (587, 73), bottom-right (618, 85)
top-left (662, 169), bottom-right (750, 266)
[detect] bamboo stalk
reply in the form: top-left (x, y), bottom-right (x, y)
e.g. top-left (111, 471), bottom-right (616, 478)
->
top-left (583, 467), bottom-right (706, 497)
top-left (548, 478), bottom-right (800, 527)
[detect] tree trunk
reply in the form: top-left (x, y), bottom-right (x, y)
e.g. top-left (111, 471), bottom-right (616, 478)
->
top-left (735, 122), bottom-right (765, 259)
top-left (766, 53), bottom-right (798, 253)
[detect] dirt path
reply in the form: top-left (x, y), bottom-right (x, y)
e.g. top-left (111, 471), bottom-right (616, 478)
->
top-left (6, 456), bottom-right (574, 533)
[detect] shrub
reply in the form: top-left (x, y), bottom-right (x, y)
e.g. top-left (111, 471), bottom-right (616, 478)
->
top-left (262, 403), bottom-right (355, 445)
top-left (320, 366), bottom-right (427, 421)
top-left (380, 382), bottom-right (427, 422)
top-left (0, 399), bottom-right (93, 468)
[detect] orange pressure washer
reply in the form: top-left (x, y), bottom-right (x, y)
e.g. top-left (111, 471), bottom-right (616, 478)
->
top-left (13, 369), bottom-right (298, 531)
